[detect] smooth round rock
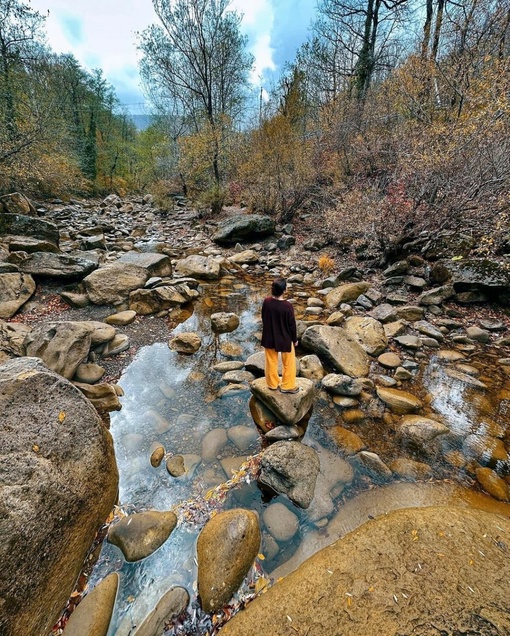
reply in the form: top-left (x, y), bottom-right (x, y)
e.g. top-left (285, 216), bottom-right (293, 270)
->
top-left (476, 467), bottom-right (509, 501)
top-left (197, 509), bottom-right (261, 612)
top-left (62, 573), bottom-right (119, 636)
top-left (377, 352), bottom-right (401, 368)
top-left (201, 428), bottom-right (228, 462)
top-left (166, 455), bottom-right (186, 477)
top-left (150, 445), bottom-right (165, 468)
top-left (105, 310), bottom-right (137, 326)
top-left (133, 587), bottom-right (189, 636)
top-left (108, 511), bottom-right (178, 562)
top-left (74, 363), bottom-right (105, 384)
top-left (227, 425), bottom-right (259, 451)
top-left (328, 426), bottom-right (365, 455)
top-left (376, 386), bottom-right (423, 414)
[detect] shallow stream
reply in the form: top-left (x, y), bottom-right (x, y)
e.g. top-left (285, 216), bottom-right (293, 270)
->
top-left (88, 271), bottom-right (510, 635)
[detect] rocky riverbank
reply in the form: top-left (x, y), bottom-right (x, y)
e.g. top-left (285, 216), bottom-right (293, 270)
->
top-left (1, 191), bottom-right (510, 635)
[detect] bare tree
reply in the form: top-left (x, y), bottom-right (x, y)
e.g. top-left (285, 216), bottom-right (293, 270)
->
top-left (139, 0), bottom-right (253, 192)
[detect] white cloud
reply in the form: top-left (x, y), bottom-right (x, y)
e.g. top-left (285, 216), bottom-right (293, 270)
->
top-left (30, 0), bottom-right (280, 104)
top-left (31, 0), bottom-right (157, 104)
top-left (231, 0), bottom-right (276, 83)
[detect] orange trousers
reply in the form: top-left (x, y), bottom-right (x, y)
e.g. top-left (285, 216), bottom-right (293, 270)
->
top-left (264, 345), bottom-right (297, 391)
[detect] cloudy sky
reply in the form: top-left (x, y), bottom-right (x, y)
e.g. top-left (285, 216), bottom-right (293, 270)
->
top-left (29, 0), bottom-right (315, 113)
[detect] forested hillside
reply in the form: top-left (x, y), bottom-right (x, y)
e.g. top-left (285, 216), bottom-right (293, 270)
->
top-left (1, 0), bottom-right (509, 257)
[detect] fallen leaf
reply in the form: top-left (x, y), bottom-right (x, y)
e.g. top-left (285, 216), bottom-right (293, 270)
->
top-left (58, 411), bottom-right (66, 423)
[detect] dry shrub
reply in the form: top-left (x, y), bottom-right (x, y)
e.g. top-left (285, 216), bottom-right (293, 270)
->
top-left (318, 255), bottom-right (335, 274)
top-left (2, 151), bottom-right (88, 198)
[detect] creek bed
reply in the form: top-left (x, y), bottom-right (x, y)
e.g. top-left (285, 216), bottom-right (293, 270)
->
top-left (87, 271), bottom-right (510, 635)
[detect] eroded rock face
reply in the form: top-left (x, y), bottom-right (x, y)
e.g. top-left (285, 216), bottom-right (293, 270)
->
top-left (0, 212), bottom-right (59, 246)
top-left (219, 507), bottom-right (510, 636)
top-left (301, 325), bottom-right (369, 378)
top-left (0, 272), bottom-right (36, 319)
top-left (0, 192), bottom-right (36, 216)
top-left (197, 509), bottom-right (260, 612)
top-left (259, 441), bottom-right (320, 509)
top-left (0, 357), bottom-right (118, 636)
top-left (213, 214), bottom-right (275, 245)
top-left (24, 321), bottom-right (92, 380)
top-left (169, 332), bottom-right (202, 354)
top-left (211, 312), bottom-right (240, 334)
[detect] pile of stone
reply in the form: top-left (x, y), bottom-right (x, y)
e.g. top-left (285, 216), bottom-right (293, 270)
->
top-left (0, 313), bottom-right (138, 415)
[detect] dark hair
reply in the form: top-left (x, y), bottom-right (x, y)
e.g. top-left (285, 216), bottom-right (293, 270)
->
top-left (271, 278), bottom-right (287, 297)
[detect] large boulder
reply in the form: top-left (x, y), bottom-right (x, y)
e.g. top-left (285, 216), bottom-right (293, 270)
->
top-left (173, 255), bottom-right (221, 280)
top-left (24, 322), bottom-right (92, 380)
top-left (301, 325), bottom-right (370, 378)
top-left (0, 272), bottom-right (36, 319)
top-left (0, 357), bottom-right (118, 636)
top-left (344, 316), bottom-right (388, 356)
top-left (18, 252), bottom-right (98, 280)
top-left (0, 213), bottom-right (59, 246)
top-left (118, 252), bottom-right (172, 277)
top-left (197, 509), bottom-right (260, 611)
top-left (258, 441), bottom-right (320, 509)
top-left (219, 507), bottom-right (510, 636)
top-left (213, 214), bottom-right (275, 244)
top-left (422, 231), bottom-right (475, 260)
top-left (325, 282), bottom-right (370, 308)
top-left (211, 312), bottom-right (240, 334)
top-left (0, 192), bottom-right (37, 216)
top-left (84, 263), bottom-right (150, 305)
top-left (430, 258), bottom-right (510, 304)
top-left (250, 377), bottom-right (315, 425)
top-left (129, 286), bottom-right (187, 315)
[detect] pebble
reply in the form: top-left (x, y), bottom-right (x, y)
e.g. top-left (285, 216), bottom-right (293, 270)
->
top-left (378, 352), bottom-right (401, 368)
top-left (150, 445), bottom-right (165, 468)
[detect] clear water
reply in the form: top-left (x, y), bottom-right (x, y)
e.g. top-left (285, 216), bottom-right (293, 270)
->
top-left (87, 272), bottom-right (510, 635)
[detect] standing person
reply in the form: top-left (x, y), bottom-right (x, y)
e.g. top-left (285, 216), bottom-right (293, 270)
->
top-left (261, 278), bottom-right (299, 393)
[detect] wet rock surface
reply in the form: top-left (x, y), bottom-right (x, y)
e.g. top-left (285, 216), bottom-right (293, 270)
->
top-left (259, 441), bottom-right (320, 509)
top-left (197, 509), bottom-right (261, 611)
top-left (3, 195), bottom-right (510, 635)
top-left (61, 573), bottom-right (119, 636)
top-left (221, 507), bottom-right (510, 636)
top-left (108, 511), bottom-right (178, 561)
